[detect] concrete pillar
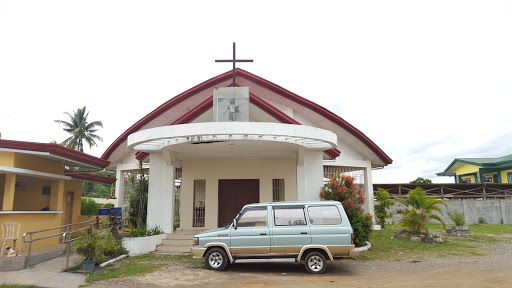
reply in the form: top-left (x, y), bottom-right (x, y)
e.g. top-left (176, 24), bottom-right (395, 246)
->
top-left (147, 152), bottom-right (174, 233)
top-left (2, 173), bottom-right (16, 211)
top-left (296, 149), bottom-right (324, 201)
top-left (50, 180), bottom-right (65, 211)
top-left (115, 167), bottom-right (125, 208)
top-left (364, 166), bottom-right (376, 219)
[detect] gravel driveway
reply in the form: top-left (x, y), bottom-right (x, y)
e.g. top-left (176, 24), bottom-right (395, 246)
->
top-left (87, 242), bottom-right (512, 288)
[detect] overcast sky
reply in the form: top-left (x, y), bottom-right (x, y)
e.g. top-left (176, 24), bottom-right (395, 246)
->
top-left (1, 1), bottom-right (511, 184)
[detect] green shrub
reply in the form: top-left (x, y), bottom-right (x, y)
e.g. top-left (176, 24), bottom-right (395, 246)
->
top-left (447, 211), bottom-right (466, 226)
top-left (478, 217), bottom-right (487, 224)
top-left (125, 226), bottom-right (163, 238)
top-left (396, 187), bottom-right (447, 233)
top-left (319, 172), bottom-right (372, 246)
top-left (103, 203), bottom-right (114, 209)
top-left (81, 197), bottom-right (100, 215)
top-left (127, 161), bottom-right (148, 229)
top-left (374, 188), bottom-right (395, 229)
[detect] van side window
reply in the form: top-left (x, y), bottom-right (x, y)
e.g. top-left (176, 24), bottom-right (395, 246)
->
top-left (237, 207), bottom-right (267, 227)
top-left (308, 206), bottom-right (342, 225)
top-left (274, 206), bottom-right (307, 226)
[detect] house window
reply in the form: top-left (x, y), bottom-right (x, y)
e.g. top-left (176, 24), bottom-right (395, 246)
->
top-left (484, 175), bottom-right (493, 183)
top-left (193, 180), bottom-right (206, 227)
top-left (461, 177), bottom-right (472, 183)
top-left (42, 186), bottom-right (51, 195)
top-left (272, 179), bottom-right (285, 202)
top-left (508, 172), bottom-right (512, 184)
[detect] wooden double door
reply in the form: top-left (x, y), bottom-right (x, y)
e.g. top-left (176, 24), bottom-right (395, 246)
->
top-left (217, 179), bottom-right (259, 227)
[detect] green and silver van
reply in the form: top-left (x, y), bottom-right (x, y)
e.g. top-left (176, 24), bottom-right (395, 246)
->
top-left (191, 201), bottom-right (359, 274)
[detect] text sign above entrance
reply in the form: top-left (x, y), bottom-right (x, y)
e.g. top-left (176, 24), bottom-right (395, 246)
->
top-left (213, 87), bottom-right (249, 122)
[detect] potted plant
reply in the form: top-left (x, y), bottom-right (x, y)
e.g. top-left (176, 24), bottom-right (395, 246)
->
top-left (446, 211), bottom-right (470, 236)
top-left (72, 229), bottom-right (106, 271)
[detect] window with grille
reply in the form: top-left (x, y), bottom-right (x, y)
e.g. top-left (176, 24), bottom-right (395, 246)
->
top-left (272, 179), bottom-right (285, 202)
top-left (193, 179), bottom-right (206, 227)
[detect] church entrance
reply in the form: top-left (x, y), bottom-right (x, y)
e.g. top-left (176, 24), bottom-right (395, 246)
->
top-left (218, 179), bottom-right (259, 227)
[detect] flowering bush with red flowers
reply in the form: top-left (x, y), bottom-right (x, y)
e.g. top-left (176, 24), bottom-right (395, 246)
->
top-left (320, 172), bottom-right (373, 246)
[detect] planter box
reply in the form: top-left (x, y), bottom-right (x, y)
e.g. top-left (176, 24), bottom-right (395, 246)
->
top-left (446, 226), bottom-right (470, 236)
top-left (122, 234), bottom-right (166, 256)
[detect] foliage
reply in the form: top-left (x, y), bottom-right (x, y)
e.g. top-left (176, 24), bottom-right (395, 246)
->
top-left (410, 177), bottom-right (432, 184)
top-left (125, 225), bottom-right (164, 238)
top-left (127, 160), bottom-right (148, 229)
top-left (103, 203), bottom-right (114, 209)
top-left (374, 188), bottom-right (395, 229)
top-left (478, 217), bottom-right (487, 224)
top-left (395, 187), bottom-right (447, 233)
top-left (72, 229), bottom-right (109, 261)
top-left (54, 106), bottom-right (103, 152)
top-left (319, 172), bottom-right (372, 246)
top-left (81, 197), bottom-right (100, 215)
top-left (447, 211), bottom-right (466, 226)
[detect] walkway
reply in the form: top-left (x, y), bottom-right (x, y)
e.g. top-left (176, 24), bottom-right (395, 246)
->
top-left (0, 253), bottom-right (86, 288)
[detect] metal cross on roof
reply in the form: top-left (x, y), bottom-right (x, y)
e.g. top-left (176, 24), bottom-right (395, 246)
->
top-left (215, 42), bottom-right (253, 87)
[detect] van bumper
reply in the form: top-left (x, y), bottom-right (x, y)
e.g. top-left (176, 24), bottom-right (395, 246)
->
top-left (191, 247), bottom-right (207, 259)
top-left (348, 248), bottom-right (360, 257)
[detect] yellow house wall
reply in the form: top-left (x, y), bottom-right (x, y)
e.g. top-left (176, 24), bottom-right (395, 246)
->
top-left (0, 151), bottom-right (15, 166)
top-left (0, 174), bottom-right (5, 208)
top-left (13, 176), bottom-right (52, 211)
top-left (456, 164), bottom-right (480, 175)
top-left (0, 213), bottom-right (63, 250)
top-left (14, 153), bottom-right (64, 175)
top-left (181, 158), bottom-right (297, 230)
top-left (66, 180), bottom-right (83, 225)
top-left (500, 169), bottom-right (512, 183)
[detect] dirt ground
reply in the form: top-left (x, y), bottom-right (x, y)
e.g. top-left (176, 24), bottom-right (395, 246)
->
top-left (87, 242), bottom-right (512, 288)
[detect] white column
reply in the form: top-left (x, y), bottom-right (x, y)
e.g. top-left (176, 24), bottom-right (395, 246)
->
top-left (147, 152), bottom-right (174, 233)
top-left (364, 166), bottom-right (375, 219)
top-left (115, 167), bottom-right (124, 208)
top-left (297, 149), bottom-right (324, 201)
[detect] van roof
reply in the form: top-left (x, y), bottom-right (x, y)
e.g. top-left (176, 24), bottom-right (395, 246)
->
top-left (244, 201), bottom-right (341, 207)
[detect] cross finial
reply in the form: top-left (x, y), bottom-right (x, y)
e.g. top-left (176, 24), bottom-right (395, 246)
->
top-left (215, 42), bottom-right (253, 87)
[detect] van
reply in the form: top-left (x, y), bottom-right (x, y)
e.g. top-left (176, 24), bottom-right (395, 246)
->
top-left (191, 201), bottom-right (359, 274)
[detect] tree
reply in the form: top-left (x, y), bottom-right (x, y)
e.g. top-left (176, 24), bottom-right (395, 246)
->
top-left (319, 173), bottom-right (373, 246)
top-left (410, 177), bottom-right (432, 184)
top-left (127, 160), bottom-right (148, 229)
top-left (54, 106), bottom-right (103, 152)
top-left (396, 187), bottom-right (447, 233)
top-left (374, 188), bottom-right (395, 229)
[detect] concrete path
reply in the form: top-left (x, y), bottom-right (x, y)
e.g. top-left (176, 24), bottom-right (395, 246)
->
top-left (0, 253), bottom-right (86, 288)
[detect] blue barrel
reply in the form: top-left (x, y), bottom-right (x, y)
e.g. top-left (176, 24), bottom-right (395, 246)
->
top-left (97, 208), bottom-right (110, 216)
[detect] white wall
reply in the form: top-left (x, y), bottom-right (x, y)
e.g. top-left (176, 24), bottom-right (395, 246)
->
top-left (180, 158), bottom-right (297, 229)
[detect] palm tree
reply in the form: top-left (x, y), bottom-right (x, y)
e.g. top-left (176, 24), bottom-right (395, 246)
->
top-left (55, 106), bottom-right (103, 152)
top-left (396, 187), bottom-right (447, 233)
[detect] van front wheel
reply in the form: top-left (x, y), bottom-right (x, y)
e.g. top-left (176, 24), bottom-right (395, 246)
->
top-left (205, 248), bottom-right (229, 271)
top-left (304, 251), bottom-right (327, 274)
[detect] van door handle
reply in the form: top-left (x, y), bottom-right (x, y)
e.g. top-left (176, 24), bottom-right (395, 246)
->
top-left (301, 232), bottom-right (308, 235)
top-left (260, 233), bottom-right (267, 235)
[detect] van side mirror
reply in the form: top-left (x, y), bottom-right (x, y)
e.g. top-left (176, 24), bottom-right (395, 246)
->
top-left (232, 219), bottom-right (237, 230)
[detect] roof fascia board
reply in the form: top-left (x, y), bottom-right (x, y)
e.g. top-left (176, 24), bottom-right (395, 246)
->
top-left (0, 166), bottom-right (71, 180)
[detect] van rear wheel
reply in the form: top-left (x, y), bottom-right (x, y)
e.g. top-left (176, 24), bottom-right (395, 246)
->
top-left (304, 251), bottom-right (327, 274)
top-left (205, 248), bottom-right (229, 271)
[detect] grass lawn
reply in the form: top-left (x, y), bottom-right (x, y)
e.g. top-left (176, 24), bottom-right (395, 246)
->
top-left (356, 224), bottom-right (512, 261)
top-left (0, 285), bottom-right (45, 288)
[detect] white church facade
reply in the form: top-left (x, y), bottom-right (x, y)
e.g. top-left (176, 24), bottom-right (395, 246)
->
top-left (102, 69), bottom-right (392, 233)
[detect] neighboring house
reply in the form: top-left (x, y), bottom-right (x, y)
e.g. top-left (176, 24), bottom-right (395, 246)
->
top-left (103, 68), bottom-right (392, 233)
top-left (437, 154), bottom-right (512, 184)
top-left (0, 139), bottom-right (115, 251)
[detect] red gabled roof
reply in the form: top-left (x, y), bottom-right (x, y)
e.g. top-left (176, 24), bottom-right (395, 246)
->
top-left (65, 170), bottom-right (117, 184)
top-left (103, 69), bottom-right (392, 166)
top-left (0, 139), bottom-right (111, 168)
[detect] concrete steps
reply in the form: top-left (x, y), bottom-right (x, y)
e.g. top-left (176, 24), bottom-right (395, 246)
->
top-left (153, 229), bottom-right (206, 255)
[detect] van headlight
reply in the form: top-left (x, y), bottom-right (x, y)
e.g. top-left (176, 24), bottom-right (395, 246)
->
top-left (193, 237), bottom-right (199, 246)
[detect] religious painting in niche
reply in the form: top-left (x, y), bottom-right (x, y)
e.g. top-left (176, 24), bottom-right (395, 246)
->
top-left (213, 87), bottom-right (249, 122)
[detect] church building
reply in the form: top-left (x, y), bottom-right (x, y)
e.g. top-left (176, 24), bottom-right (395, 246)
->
top-left (102, 68), bottom-right (392, 233)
